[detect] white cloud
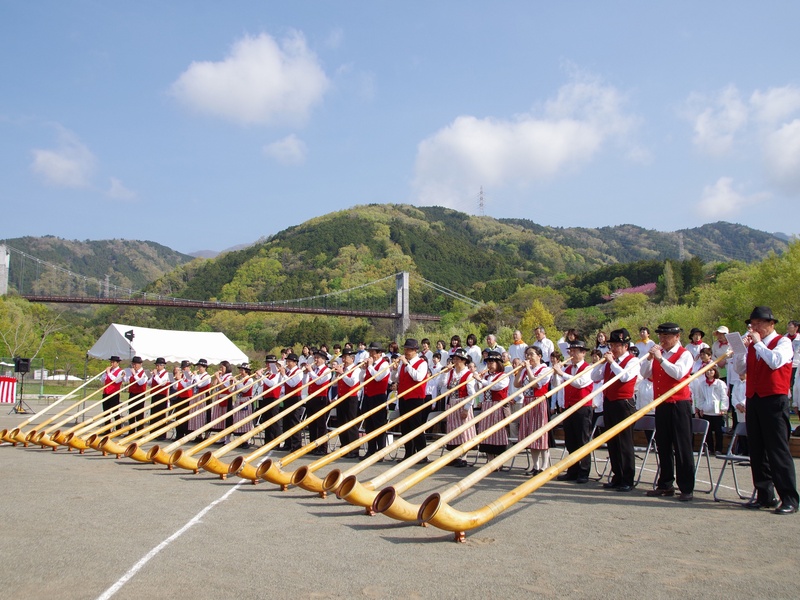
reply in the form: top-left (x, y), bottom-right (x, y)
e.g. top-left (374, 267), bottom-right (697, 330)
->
top-left (762, 119), bottom-right (800, 193)
top-left (686, 85), bottom-right (748, 156)
top-left (30, 128), bottom-right (95, 188)
top-left (325, 27), bottom-right (344, 49)
top-left (696, 176), bottom-right (770, 219)
top-left (263, 134), bottom-right (307, 166)
top-left (750, 86), bottom-right (800, 126)
top-left (170, 31), bottom-right (329, 126)
top-left (107, 177), bottom-right (136, 201)
top-left (412, 74), bottom-right (637, 207)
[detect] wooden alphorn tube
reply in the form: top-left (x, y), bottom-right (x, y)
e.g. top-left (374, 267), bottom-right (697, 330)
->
top-left (1, 371), bottom-right (103, 445)
top-left (418, 352), bottom-right (731, 542)
top-left (253, 364), bottom-right (450, 490)
top-left (372, 359), bottom-right (608, 522)
top-left (322, 366), bottom-right (528, 496)
top-left (231, 362), bottom-right (380, 483)
top-left (169, 369), bottom-right (331, 474)
top-left (336, 363), bottom-right (555, 513)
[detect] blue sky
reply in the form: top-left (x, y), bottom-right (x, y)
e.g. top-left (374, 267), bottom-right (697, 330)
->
top-left (2, 1), bottom-right (799, 254)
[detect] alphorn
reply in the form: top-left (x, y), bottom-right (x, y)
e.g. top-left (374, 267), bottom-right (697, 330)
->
top-left (336, 361), bottom-right (563, 514)
top-left (371, 358), bottom-right (608, 522)
top-left (169, 368), bottom-right (333, 473)
top-left (101, 373), bottom-right (248, 458)
top-left (147, 375), bottom-right (285, 467)
top-left (325, 364), bottom-right (530, 500)
top-left (251, 364), bottom-right (454, 491)
top-left (1, 371), bottom-right (103, 445)
top-left (230, 361), bottom-right (384, 484)
top-left (419, 351), bottom-right (732, 542)
top-left (196, 365), bottom-right (365, 478)
top-left (86, 372), bottom-right (240, 456)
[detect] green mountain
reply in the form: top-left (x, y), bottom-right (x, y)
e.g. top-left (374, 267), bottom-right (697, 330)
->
top-left (2, 236), bottom-right (194, 293)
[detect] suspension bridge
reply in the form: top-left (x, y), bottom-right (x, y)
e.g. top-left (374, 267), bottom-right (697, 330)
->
top-left (0, 245), bottom-right (481, 335)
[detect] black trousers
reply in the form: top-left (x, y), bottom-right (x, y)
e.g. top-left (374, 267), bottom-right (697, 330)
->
top-left (281, 394), bottom-right (304, 450)
top-left (306, 396), bottom-right (329, 452)
top-left (362, 392), bottom-right (388, 455)
top-left (604, 398), bottom-right (636, 487)
top-left (654, 400), bottom-right (694, 493)
top-left (127, 393), bottom-right (147, 431)
top-left (399, 397), bottom-right (428, 459)
top-left (102, 393), bottom-right (121, 430)
top-left (563, 405), bottom-right (592, 478)
top-left (746, 393), bottom-right (799, 506)
top-left (702, 414), bottom-right (725, 454)
top-left (337, 395), bottom-right (360, 448)
top-left (257, 397), bottom-right (282, 445)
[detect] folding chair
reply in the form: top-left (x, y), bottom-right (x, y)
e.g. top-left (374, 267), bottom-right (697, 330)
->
top-left (691, 418), bottom-right (713, 493)
top-left (713, 423), bottom-right (754, 504)
top-left (633, 415), bottom-right (657, 488)
top-left (589, 416), bottom-right (611, 481)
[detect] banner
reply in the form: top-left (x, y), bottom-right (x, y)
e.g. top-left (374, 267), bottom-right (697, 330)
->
top-left (0, 376), bottom-right (17, 404)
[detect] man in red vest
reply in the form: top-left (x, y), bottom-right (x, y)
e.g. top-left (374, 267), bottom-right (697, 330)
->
top-left (101, 356), bottom-right (124, 429)
top-left (734, 306), bottom-right (799, 514)
top-left (361, 342), bottom-right (392, 459)
top-left (553, 339), bottom-right (594, 484)
top-left (641, 322), bottom-right (695, 501)
top-left (392, 338), bottom-right (429, 461)
top-left (591, 328), bottom-right (639, 492)
top-left (124, 356), bottom-right (149, 431)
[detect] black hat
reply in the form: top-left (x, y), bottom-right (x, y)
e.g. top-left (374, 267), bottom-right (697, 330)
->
top-left (451, 348), bottom-right (471, 363)
top-left (403, 338), bottom-right (419, 350)
top-left (238, 362), bottom-right (251, 371)
top-left (285, 353), bottom-right (299, 362)
top-left (485, 350), bottom-right (503, 363)
top-left (264, 354), bottom-right (278, 363)
top-left (689, 327), bottom-right (705, 338)
top-left (629, 346), bottom-right (640, 357)
top-left (155, 357), bottom-right (166, 365)
top-left (568, 339), bottom-right (589, 351)
top-left (367, 341), bottom-right (384, 352)
top-left (655, 322), bottom-right (682, 335)
top-left (195, 358), bottom-right (208, 367)
top-left (109, 355), bottom-right (121, 362)
top-left (608, 328), bottom-right (631, 345)
top-left (180, 360), bottom-right (192, 368)
top-left (340, 348), bottom-right (355, 357)
top-left (312, 349), bottom-right (328, 359)
top-left (131, 356), bottom-right (143, 364)
top-left (746, 306), bottom-right (779, 325)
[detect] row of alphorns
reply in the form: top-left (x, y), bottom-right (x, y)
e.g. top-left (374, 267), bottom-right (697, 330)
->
top-left (1, 350), bottom-right (730, 542)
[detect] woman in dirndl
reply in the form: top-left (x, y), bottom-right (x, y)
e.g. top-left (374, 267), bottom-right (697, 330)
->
top-left (186, 358), bottom-right (212, 440)
top-left (515, 346), bottom-right (551, 475)
top-left (231, 362), bottom-right (255, 446)
top-left (209, 361), bottom-right (234, 443)
top-left (474, 350), bottom-right (510, 462)
top-left (444, 348), bottom-right (477, 467)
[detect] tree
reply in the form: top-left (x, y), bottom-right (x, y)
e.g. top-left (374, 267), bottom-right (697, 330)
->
top-left (0, 296), bottom-right (66, 360)
top-left (519, 299), bottom-right (555, 336)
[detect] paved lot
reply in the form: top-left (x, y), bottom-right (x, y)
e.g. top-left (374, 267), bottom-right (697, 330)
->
top-left (1, 402), bottom-right (799, 600)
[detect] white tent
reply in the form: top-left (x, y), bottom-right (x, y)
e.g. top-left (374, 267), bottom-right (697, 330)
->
top-left (88, 323), bottom-right (248, 365)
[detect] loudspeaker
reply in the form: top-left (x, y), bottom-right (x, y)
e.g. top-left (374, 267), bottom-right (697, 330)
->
top-left (14, 357), bottom-right (30, 374)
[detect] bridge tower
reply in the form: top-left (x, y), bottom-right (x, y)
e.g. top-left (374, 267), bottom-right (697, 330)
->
top-left (395, 271), bottom-right (410, 338)
top-left (0, 245), bottom-right (8, 296)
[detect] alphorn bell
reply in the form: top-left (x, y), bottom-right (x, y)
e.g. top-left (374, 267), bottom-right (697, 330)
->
top-left (419, 352), bottom-right (732, 542)
top-left (169, 368), bottom-right (332, 473)
top-left (1, 371), bottom-right (103, 445)
top-left (337, 361), bottom-right (561, 514)
top-left (254, 363), bottom-right (454, 492)
top-left (371, 358), bottom-right (608, 522)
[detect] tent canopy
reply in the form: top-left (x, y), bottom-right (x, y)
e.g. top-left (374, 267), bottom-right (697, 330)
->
top-left (88, 323), bottom-right (248, 365)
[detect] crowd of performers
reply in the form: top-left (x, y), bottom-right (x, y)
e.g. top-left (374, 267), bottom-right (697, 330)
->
top-left (97, 304), bottom-right (798, 515)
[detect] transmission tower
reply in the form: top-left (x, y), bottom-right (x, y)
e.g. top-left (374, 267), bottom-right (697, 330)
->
top-left (478, 186), bottom-right (485, 216)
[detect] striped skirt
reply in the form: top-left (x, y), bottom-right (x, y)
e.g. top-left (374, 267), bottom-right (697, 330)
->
top-left (445, 396), bottom-right (476, 445)
top-left (209, 397), bottom-right (233, 430)
top-left (477, 399), bottom-right (508, 446)
top-left (232, 401), bottom-right (254, 434)
top-left (186, 399), bottom-right (208, 431)
top-left (518, 394), bottom-right (549, 450)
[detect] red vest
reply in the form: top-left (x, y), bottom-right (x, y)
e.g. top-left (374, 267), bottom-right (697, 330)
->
top-left (746, 335), bottom-right (792, 398)
top-left (178, 374), bottom-right (194, 399)
top-left (652, 346), bottom-right (691, 402)
top-left (603, 354), bottom-right (637, 401)
top-left (364, 358), bottom-right (390, 397)
top-left (485, 371), bottom-right (509, 402)
top-left (527, 365), bottom-right (550, 398)
top-left (128, 369), bottom-right (147, 396)
top-left (337, 369), bottom-right (359, 399)
top-left (563, 362), bottom-right (592, 408)
top-left (150, 370), bottom-right (170, 396)
top-left (283, 367), bottom-right (302, 399)
top-left (238, 377), bottom-right (254, 398)
top-left (307, 366), bottom-right (330, 397)
top-left (448, 369), bottom-right (471, 398)
top-left (263, 373), bottom-right (282, 399)
top-left (398, 358), bottom-right (427, 400)
top-left (103, 367), bottom-right (122, 395)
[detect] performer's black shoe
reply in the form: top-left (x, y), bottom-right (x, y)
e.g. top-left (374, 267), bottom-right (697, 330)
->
top-left (602, 481), bottom-right (621, 489)
top-left (677, 492), bottom-right (693, 502)
top-left (556, 473), bottom-right (577, 481)
top-left (774, 502), bottom-right (798, 515)
top-left (743, 498), bottom-right (779, 509)
top-left (615, 485), bottom-right (633, 492)
top-left (575, 476), bottom-right (589, 484)
top-left (645, 487), bottom-right (675, 497)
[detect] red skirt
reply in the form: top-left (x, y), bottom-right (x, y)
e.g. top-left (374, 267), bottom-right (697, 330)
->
top-left (518, 394), bottom-right (549, 450)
